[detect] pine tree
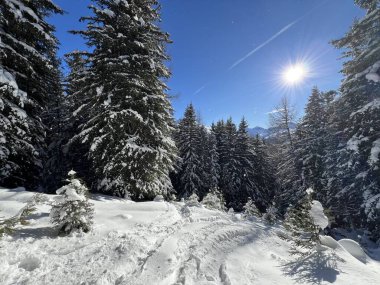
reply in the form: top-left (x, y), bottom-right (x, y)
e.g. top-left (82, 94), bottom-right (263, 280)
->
top-left (269, 96), bottom-right (303, 215)
top-left (50, 171), bottom-right (94, 234)
top-left (41, 58), bottom-right (67, 193)
top-left (243, 197), bottom-right (261, 218)
top-left (219, 118), bottom-right (240, 209)
top-left (202, 187), bottom-right (225, 211)
top-left (185, 192), bottom-right (201, 207)
top-left (64, 51), bottom-right (94, 186)
top-left (197, 125), bottom-right (214, 198)
top-left (284, 195), bottom-right (320, 257)
top-left (205, 131), bottom-right (220, 191)
top-left (176, 104), bottom-right (203, 198)
top-left (234, 118), bottom-right (259, 210)
top-left (251, 135), bottom-right (277, 211)
top-left (328, 0), bottom-right (380, 237)
top-left (71, 0), bottom-right (177, 198)
top-left (0, 0), bottom-right (63, 189)
top-left (295, 87), bottom-right (335, 204)
top-left (263, 202), bottom-right (278, 225)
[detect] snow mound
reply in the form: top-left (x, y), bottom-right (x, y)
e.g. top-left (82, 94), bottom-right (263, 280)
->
top-left (310, 200), bottom-right (329, 229)
top-left (153, 195), bottom-right (164, 202)
top-left (18, 256), bottom-right (41, 272)
top-left (114, 214), bottom-right (132, 220)
top-left (320, 235), bottom-right (340, 249)
top-left (338, 239), bottom-right (367, 263)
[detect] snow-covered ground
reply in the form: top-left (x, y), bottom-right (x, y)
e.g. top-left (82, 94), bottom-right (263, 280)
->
top-left (1, 187), bottom-right (380, 285)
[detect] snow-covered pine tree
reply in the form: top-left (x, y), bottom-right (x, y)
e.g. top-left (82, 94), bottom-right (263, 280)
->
top-left (269, 96), bottom-right (303, 215)
top-left (0, 0), bottom-right (63, 189)
top-left (263, 202), bottom-right (278, 225)
top-left (71, 0), bottom-right (177, 198)
top-left (196, 125), bottom-right (214, 198)
top-left (295, 87), bottom-right (332, 204)
top-left (329, 0), bottom-right (380, 238)
top-left (176, 104), bottom-right (203, 198)
top-left (64, 51), bottom-right (94, 186)
top-left (41, 58), bottom-right (68, 193)
top-left (205, 130), bottom-right (220, 191)
top-left (284, 195), bottom-right (320, 257)
top-left (219, 118), bottom-right (240, 209)
top-left (243, 197), bottom-right (261, 218)
top-left (234, 118), bottom-right (259, 211)
top-left (251, 135), bottom-right (277, 211)
top-left (185, 192), bottom-right (201, 207)
top-left (50, 170), bottom-right (94, 234)
top-left (202, 187), bottom-right (225, 211)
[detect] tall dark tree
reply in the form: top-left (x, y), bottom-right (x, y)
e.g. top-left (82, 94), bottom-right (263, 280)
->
top-left (252, 135), bottom-right (277, 211)
top-left (41, 57), bottom-right (68, 193)
top-left (327, 0), bottom-right (380, 237)
top-left (0, 0), bottom-right (63, 189)
top-left (71, 0), bottom-right (177, 198)
top-left (233, 118), bottom-right (259, 210)
top-left (269, 96), bottom-right (303, 214)
top-left (205, 130), bottom-right (220, 191)
top-left (64, 51), bottom-right (94, 188)
top-left (218, 118), bottom-right (240, 208)
top-left (175, 104), bottom-right (203, 198)
top-left (295, 87), bottom-right (335, 204)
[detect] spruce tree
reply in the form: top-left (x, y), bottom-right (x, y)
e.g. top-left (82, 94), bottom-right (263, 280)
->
top-left (219, 118), bottom-right (240, 209)
top-left (269, 97), bottom-right (303, 215)
top-left (328, 0), bottom-right (380, 236)
top-left (205, 131), bottom-right (220, 191)
top-left (176, 104), bottom-right (203, 198)
top-left (0, 0), bottom-right (63, 189)
top-left (251, 135), bottom-right (277, 211)
top-left (202, 187), bottom-right (225, 211)
top-left (263, 202), bottom-right (278, 225)
top-left (284, 195), bottom-right (320, 257)
top-left (41, 58), bottom-right (67, 193)
top-left (50, 171), bottom-right (94, 234)
top-left (64, 51), bottom-right (94, 186)
top-left (71, 0), bottom-right (177, 198)
top-left (243, 197), bottom-right (261, 218)
top-left (234, 118), bottom-right (259, 210)
top-left (295, 87), bottom-right (335, 204)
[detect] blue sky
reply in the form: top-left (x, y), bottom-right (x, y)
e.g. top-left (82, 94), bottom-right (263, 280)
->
top-left (50, 0), bottom-right (364, 127)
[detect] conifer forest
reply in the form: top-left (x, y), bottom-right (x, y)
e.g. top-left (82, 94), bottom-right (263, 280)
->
top-left (0, 1), bottom-right (380, 284)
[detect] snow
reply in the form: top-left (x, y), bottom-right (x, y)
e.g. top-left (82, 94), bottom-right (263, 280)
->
top-left (310, 200), bottom-right (329, 230)
top-left (153, 195), bottom-right (165, 202)
top-left (338, 239), bottom-right (367, 263)
top-left (350, 98), bottom-right (380, 117)
top-left (355, 60), bottom-right (380, 83)
top-left (320, 235), bottom-right (340, 249)
top-left (369, 138), bottom-right (380, 165)
top-left (1, 187), bottom-right (380, 285)
top-left (102, 9), bottom-right (115, 18)
top-left (347, 135), bottom-right (369, 153)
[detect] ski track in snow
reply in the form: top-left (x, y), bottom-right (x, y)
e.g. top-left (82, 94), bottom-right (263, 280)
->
top-left (1, 188), bottom-right (380, 285)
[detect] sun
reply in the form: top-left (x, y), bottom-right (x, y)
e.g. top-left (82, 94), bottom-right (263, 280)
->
top-left (283, 63), bottom-right (307, 85)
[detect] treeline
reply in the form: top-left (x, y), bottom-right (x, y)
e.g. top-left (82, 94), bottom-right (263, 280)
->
top-left (172, 104), bottom-right (276, 212)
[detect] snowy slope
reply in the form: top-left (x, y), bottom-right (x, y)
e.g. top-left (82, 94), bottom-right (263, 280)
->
top-left (1, 188), bottom-right (380, 285)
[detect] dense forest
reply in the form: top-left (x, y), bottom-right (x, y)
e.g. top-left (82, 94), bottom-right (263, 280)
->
top-left (0, 0), bottom-right (379, 244)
